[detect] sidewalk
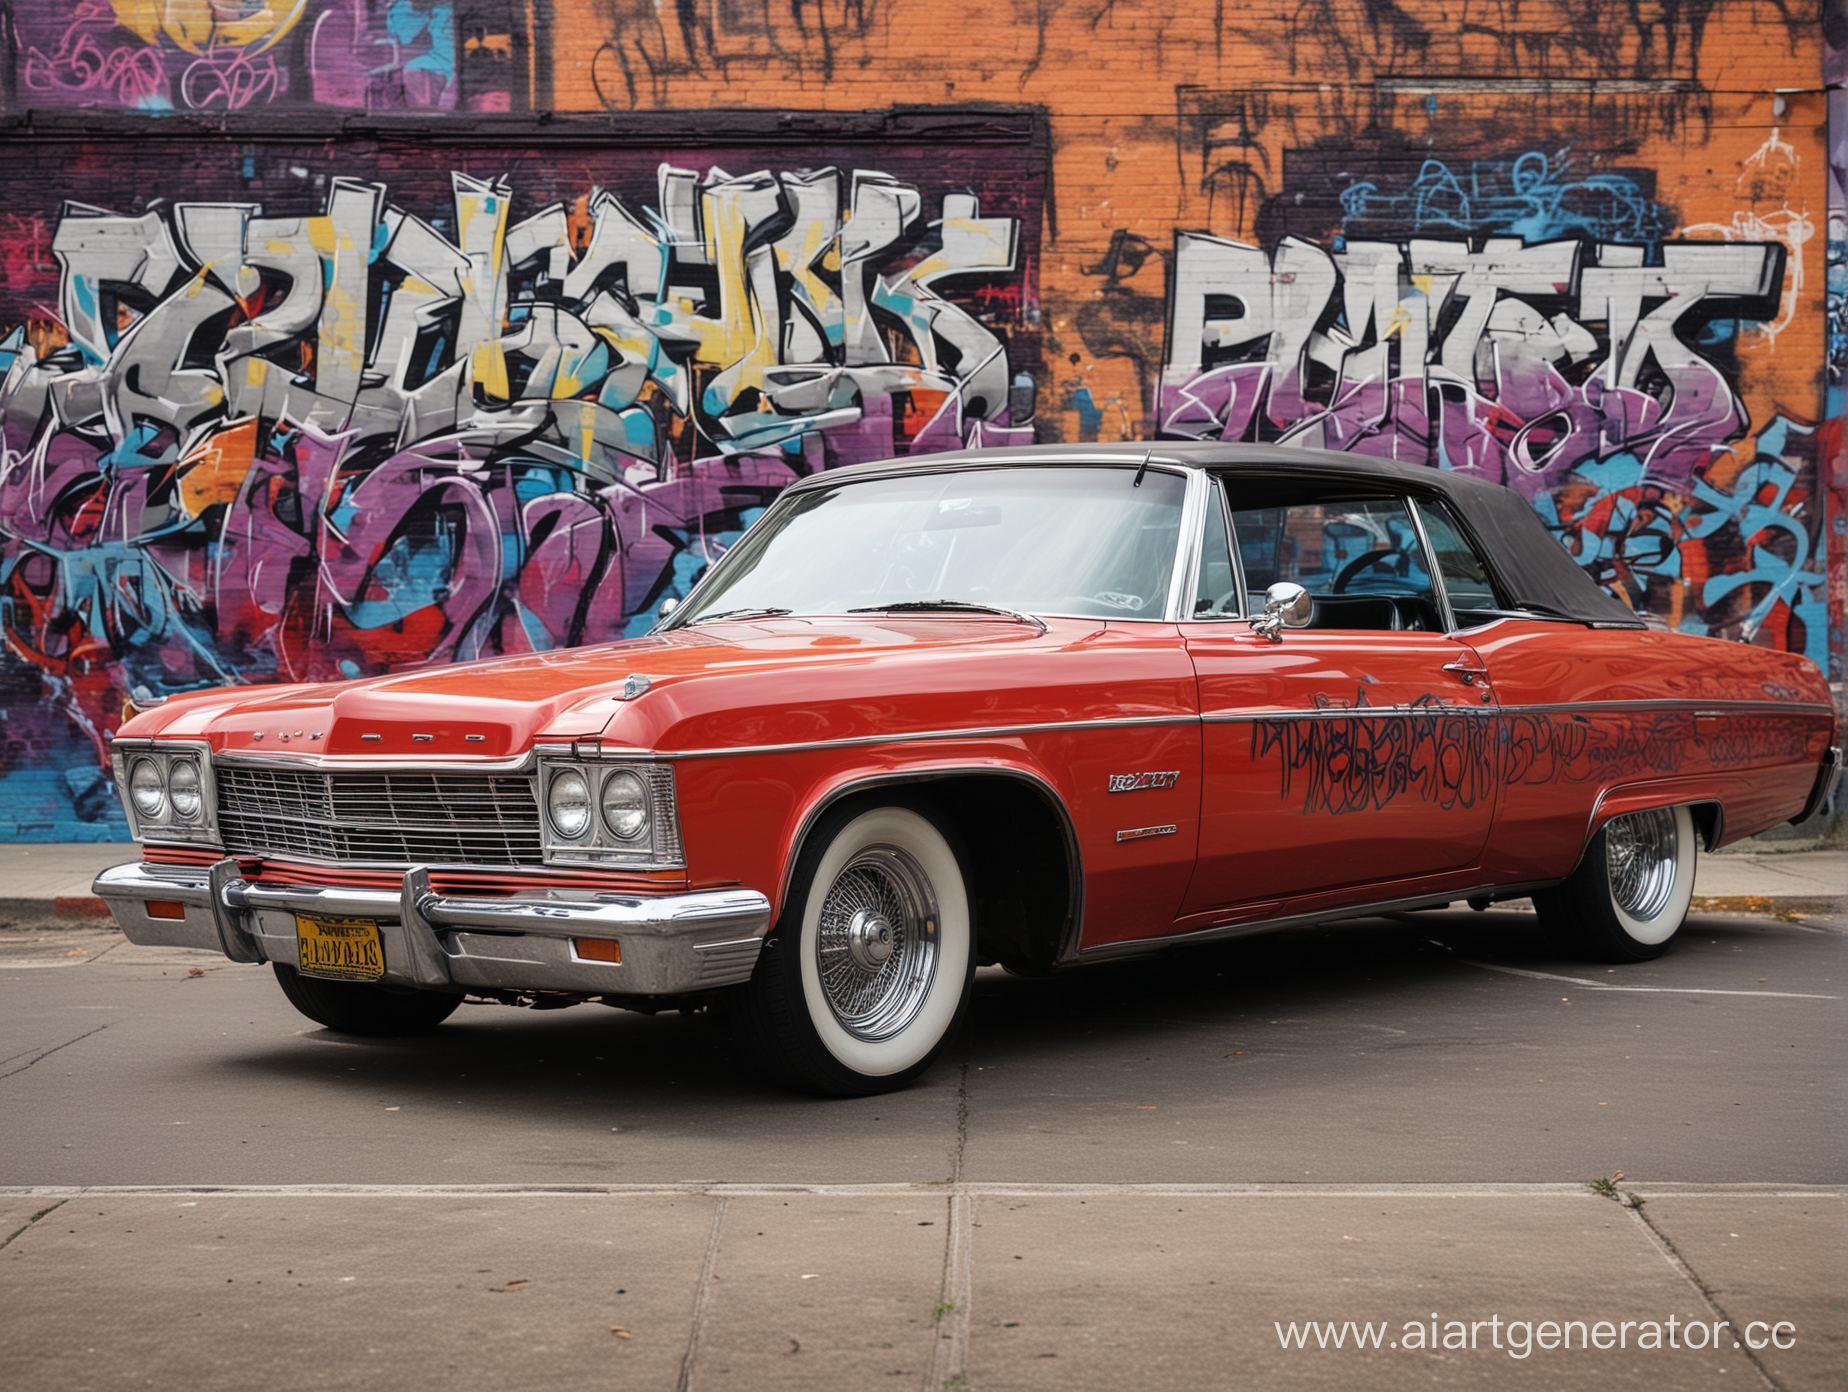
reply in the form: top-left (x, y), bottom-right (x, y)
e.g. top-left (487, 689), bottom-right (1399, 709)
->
top-left (1, 838), bottom-right (1839, 924)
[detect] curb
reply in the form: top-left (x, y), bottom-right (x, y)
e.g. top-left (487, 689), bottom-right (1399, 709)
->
top-left (1690, 894), bottom-right (1842, 915)
top-left (0, 895), bottom-right (111, 924)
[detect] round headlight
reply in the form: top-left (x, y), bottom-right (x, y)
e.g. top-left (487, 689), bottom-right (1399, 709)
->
top-left (168, 759), bottom-right (201, 820)
top-left (129, 757), bottom-right (167, 819)
top-left (548, 769), bottom-right (592, 839)
top-left (600, 770), bottom-right (650, 841)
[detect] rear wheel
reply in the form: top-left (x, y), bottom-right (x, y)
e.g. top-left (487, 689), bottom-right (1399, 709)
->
top-left (1534, 804), bottom-right (1697, 962)
top-left (736, 800), bottom-right (974, 1096)
top-left (272, 963), bottom-right (462, 1036)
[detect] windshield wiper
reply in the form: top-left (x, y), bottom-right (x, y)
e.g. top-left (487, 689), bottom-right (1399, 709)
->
top-left (683, 607), bottom-right (794, 625)
top-left (846, 599), bottom-right (1048, 634)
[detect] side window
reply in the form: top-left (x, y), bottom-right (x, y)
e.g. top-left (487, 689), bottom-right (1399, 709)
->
top-left (1229, 498), bottom-right (1435, 604)
top-left (1193, 477), bottom-right (1240, 616)
top-left (1226, 494), bottom-right (1444, 632)
top-left (1415, 499), bottom-right (1501, 618)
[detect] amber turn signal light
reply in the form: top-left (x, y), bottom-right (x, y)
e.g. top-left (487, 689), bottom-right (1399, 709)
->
top-left (573, 937), bottom-right (620, 963)
top-left (145, 900), bottom-right (187, 920)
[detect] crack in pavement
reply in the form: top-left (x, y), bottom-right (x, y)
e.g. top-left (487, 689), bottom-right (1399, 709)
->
top-left (676, 1196), bottom-right (726, 1392)
top-left (928, 1062), bottom-right (974, 1392)
top-left (0, 1197), bottom-right (65, 1252)
top-left (1624, 1198), bottom-right (1786, 1392)
top-left (0, 1025), bottom-right (108, 1081)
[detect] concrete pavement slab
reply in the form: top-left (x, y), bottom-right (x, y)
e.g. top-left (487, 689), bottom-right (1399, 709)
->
top-left (691, 1194), bottom-right (948, 1386)
top-left (1637, 1195), bottom-right (1848, 1391)
top-left (1, 1186), bottom-right (1838, 1391)
top-left (0, 1195), bottom-right (716, 1392)
top-left (968, 1193), bottom-right (1782, 1390)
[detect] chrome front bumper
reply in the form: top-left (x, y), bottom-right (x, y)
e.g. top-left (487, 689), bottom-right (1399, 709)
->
top-left (94, 860), bottom-right (772, 997)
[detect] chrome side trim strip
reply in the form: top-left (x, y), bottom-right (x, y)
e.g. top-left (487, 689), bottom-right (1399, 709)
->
top-left (178, 701), bottom-right (1833, 773)
top-left (1078, 881), bottom-right (1560, 962)
top-left (1201, 697), bottom-right (1834, 726)
top-left (1203, 704), bottom-right (1493, 724)
top-left (658, 714), bottom-right (1202, 761)
top-left (1495, 699), bottom-right (1835, 718)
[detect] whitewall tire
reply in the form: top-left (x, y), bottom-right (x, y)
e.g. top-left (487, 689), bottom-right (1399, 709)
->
top-left (1535, 804), bottom-right (1698, 962)
top-left (737, 799), bottom-right (974, 1095)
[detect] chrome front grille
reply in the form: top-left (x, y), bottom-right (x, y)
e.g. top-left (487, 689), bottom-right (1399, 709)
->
top-left (215, 764), bottom-right (544, 867)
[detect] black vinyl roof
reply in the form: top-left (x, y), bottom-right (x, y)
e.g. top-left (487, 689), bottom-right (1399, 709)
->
top-left (805, 442), bottom-right (1645, 629)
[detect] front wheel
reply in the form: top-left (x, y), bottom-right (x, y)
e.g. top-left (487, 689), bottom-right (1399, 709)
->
top-left (1534, 804), bottom-right (1697, 962)
top-left (272, 963), bottom-right (462, 1036)
top-left (736, 801), bottom-right (974, 1096)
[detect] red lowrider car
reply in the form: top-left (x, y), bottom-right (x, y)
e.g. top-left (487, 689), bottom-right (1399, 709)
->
top-left (97, 445), bottom-right (1841, 1094)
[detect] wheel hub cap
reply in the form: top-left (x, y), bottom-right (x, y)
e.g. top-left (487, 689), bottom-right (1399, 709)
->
top-left (815, 844), bottom-right (940, 1041)
top-left (846, 910), bottom-right (897, 969)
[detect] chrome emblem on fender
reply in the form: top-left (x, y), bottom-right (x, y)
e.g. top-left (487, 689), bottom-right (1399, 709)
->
top-left (1116, 824), bottom-right (1178, 842)
top-left (1107, 770), bottom-right (1180, 793)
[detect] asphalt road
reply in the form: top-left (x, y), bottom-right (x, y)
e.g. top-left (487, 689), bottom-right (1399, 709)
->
top-left (3, 906), bottom-right (1843, 1389)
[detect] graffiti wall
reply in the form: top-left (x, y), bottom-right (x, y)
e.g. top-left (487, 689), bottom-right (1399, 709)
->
top-left (0, 139), bottom-right (1041, 835)
top-left (1154, 221), bottom-right (1824, 666)
top-left (8, 0), bottom-right (526, 113)
top-left (0, 0), bottom-right (1837, 838)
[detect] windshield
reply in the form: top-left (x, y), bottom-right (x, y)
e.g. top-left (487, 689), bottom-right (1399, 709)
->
top-left (671, 466), bottom-right (1187, 623)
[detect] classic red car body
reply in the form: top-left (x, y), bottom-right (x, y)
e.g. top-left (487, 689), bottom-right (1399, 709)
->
top-left (97, 444), bottom-right (1840, 1088)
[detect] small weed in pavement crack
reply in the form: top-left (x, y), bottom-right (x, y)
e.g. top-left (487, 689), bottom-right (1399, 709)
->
top-left (1588, 1173), bottom-right (1643, 1207)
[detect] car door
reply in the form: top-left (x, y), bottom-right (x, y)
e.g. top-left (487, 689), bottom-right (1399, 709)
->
top-left (1180, 477), bottom-right (1499, 919)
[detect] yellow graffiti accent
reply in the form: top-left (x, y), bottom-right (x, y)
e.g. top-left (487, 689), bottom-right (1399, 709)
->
top-left (107, 1), bottom-right (309, 55)
top-left (1382, 304), bottom-right (1414, 340)
top-left (309, 215), bottom-right (367, 384)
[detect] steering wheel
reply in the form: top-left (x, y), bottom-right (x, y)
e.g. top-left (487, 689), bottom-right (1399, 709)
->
top-left (1332, 548), bottom-right (1408, 593)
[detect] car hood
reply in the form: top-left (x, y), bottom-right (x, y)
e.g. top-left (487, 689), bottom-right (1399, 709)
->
top-left (121, 615), bottom-right (1186, 759)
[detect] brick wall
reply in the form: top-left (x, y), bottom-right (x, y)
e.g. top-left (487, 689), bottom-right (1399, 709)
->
top-left (0, 0), bottom-right (1836, 837)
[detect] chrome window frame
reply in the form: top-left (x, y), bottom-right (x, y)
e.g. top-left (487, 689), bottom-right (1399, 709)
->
top-left (1412, 495), bottom-right (1508, 630)
top-left (1404, 497), bottom-right (1459, 634)
top-left (1181, 472), bottom-right (1248, 622)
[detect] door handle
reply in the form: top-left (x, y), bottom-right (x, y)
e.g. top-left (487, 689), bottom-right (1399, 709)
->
top-left (1442, 658), bottom-right (1490, 686)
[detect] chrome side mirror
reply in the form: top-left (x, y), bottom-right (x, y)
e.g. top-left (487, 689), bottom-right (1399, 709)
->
top-left (1252, 581), bottom-right (1312, 643)
top-left (655, 597), bottom-right (680, 621)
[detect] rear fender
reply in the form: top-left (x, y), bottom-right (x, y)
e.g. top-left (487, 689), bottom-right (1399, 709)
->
top-left (1586, 779), bottom-right (1726, 856)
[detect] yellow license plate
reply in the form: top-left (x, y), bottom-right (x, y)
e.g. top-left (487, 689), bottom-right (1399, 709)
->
top-left (295, 914), bottom-right (384, 982)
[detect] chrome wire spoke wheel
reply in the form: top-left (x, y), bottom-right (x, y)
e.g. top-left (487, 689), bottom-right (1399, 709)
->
top-left (814, 844), bottom-right (939, 1040)
top-left (750, 801), bottom-right (973, 1094)
top-left (1536, 802), bottom-right (1695, 962)
top-left (1604, 806), bottom-right (1680, 923)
